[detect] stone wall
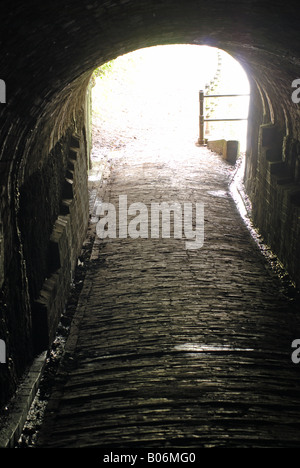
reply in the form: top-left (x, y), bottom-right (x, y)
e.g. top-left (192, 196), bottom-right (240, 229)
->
top-left (0, 76), bottom-right (91, 406)
top-left (245, 77), bottom-right (300, 287)
top-left (21, 133), bottom-right (89, 353)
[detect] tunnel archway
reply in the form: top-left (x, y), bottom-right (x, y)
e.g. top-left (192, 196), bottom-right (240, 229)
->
top-left (91, 45), bottom-right (250, 158)
top-left (0, 0), bottom-right (300, 409)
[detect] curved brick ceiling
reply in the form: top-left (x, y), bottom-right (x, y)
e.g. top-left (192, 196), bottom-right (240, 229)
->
top-left (0, 0), bottom-right (299, 166)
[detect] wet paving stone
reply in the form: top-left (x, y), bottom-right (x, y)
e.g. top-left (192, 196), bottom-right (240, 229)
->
top-left (36, 143), bottom-right (300, 448)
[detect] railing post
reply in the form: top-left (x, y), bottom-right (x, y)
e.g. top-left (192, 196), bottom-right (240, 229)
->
top-left (198, 90), bottom-right (205, 146)
top-left (197, 91), bottom-right (249, 147)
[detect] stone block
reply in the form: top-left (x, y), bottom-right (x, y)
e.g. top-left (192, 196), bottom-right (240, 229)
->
top-left (207, 139), bottom-right (239, 164)
top-left (226, 140), bottom-right (240, 164)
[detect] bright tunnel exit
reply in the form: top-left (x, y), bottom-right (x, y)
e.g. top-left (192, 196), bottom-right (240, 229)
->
top-left (91, 45), bottom-right (250, 165)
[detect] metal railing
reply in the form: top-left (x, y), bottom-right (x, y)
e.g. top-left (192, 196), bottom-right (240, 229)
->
top-left (197, 90), bottom-right (250, 146)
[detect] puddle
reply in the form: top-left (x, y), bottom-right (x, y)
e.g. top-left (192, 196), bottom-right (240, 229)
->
top-left (207, 190), bottom-right (229, 198)
top-left (174, 343), bottom-right (254, 353)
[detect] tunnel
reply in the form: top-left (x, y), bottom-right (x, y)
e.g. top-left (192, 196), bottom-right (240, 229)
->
top-left (0, 0), bottom-right (300, 448)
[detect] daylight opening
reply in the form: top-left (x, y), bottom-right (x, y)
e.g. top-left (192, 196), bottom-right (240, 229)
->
top-left (90, 45), bottom-right (250, 171)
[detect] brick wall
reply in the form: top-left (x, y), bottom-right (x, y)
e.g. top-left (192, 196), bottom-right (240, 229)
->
top-left (31, 134), bottom-right (89, 352)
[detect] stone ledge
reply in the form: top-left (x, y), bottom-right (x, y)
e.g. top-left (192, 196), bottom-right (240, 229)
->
top-left (32, 133), bottom-right (88, 353)
top-left (207, 139), bottom-right (240, 164)
top-left (0, 352), bottom-right (47, 448)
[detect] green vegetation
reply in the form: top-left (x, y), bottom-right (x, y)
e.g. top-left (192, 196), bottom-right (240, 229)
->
top-left (91, 61), bottom-right (115, 87)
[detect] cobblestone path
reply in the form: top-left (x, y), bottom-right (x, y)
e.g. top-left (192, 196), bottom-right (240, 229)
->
top-left (37, 141), bottom-right (300, 448)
